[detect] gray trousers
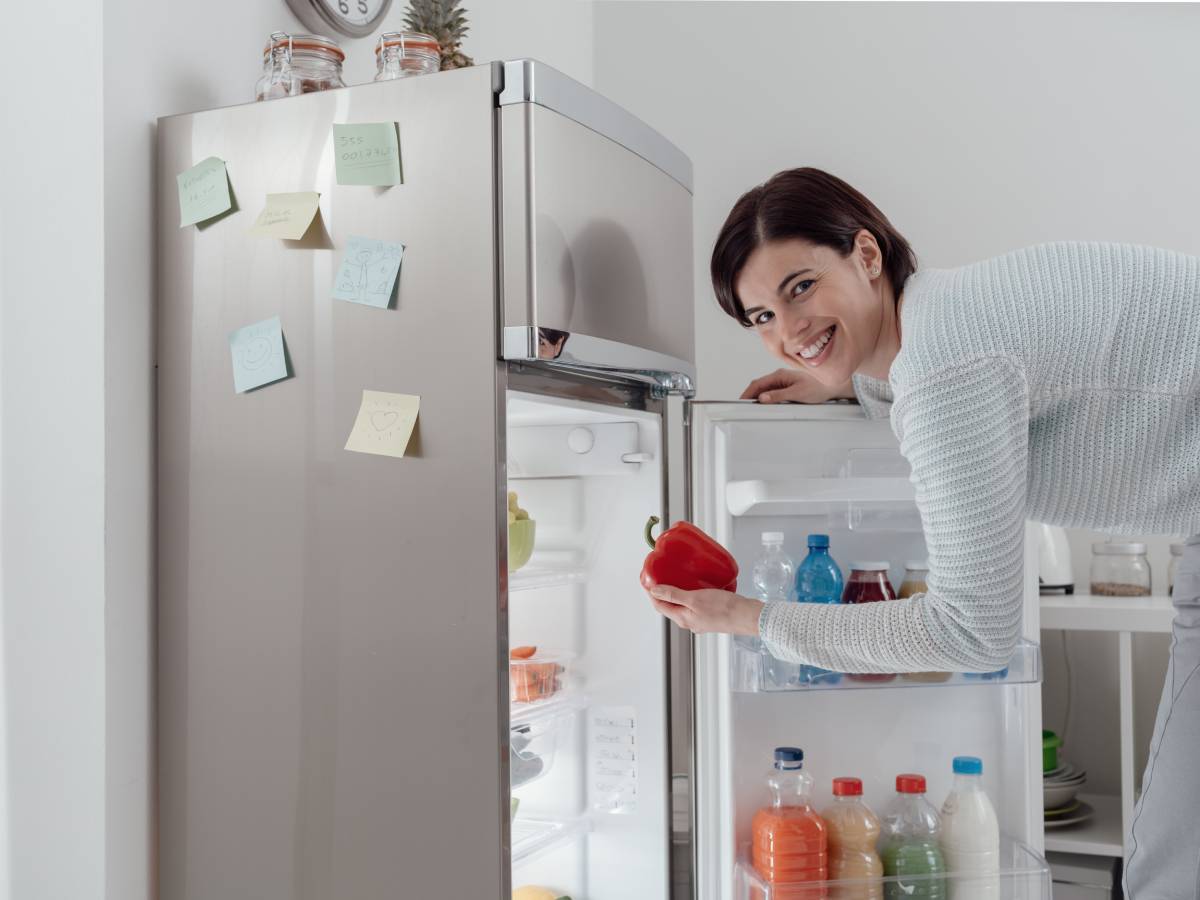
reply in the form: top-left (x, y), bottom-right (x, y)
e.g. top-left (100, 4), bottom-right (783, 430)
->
top-left (1125, 535), bottom-right (1200, 899)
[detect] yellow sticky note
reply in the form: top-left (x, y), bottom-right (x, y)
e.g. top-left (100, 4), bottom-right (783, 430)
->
top-left (344, 390), bottom-right (419, 458)
top-left (250, 192), bottom-right (321, 239)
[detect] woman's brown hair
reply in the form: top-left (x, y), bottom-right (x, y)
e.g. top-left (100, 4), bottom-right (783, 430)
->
top-left (711, 168), bottom-right (917, 326)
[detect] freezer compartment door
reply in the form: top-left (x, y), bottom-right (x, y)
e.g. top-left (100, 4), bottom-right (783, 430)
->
top-left (497, 61), bottom-right (695, 394)
top-left (687, 401), bottom-right (1045, 900)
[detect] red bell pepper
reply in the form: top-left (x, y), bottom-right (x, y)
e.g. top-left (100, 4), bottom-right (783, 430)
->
top-left (640, 516), bottom-right (739, 593)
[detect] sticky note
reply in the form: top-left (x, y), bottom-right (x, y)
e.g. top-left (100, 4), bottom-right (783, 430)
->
top-left (250, 192), bottom-right (321, 239)
top-left (332, 236), bottom-right (405, 308)
top-left (344, 391), bottom-right (419, 458)
top-left (177, 156), bottom-right (232, 227)
top-left (333, 123), bottom-right (403, 186)
top-left (229, 316), bottom-right (289, 393)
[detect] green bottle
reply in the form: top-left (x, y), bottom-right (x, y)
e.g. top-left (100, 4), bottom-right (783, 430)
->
top-left (879, 774), bottom-right (946, 899)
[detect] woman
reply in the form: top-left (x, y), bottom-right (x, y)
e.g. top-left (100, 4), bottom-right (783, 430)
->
top-left (647, 168), bottom-right (1199, 898)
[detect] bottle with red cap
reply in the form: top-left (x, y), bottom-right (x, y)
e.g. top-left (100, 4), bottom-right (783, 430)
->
top-left (751, 747), bottom-right (828, 895)
top-left (878, 774), bottom-right (946, 899)
top-left (821, 777), bottom-right (883, 899)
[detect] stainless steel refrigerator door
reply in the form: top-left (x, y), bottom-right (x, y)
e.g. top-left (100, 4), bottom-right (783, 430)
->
top-left (156, 68), bottom-right (509, 899)
top-left (497, 61), bottom-right (696, 395)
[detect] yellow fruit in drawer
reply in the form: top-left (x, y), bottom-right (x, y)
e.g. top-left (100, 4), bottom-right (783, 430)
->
top-left (512, 887), bottom-right (570, 900)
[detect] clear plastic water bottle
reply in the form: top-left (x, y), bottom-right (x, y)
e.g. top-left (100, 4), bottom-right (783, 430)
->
top-left (752, 532), bottom-right (798, 688)
top-left (794, 534), bottom-right (844, 685)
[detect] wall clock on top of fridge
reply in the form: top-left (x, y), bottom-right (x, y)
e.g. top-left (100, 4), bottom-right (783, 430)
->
top-left (286, 0), bottom-right (393, 38)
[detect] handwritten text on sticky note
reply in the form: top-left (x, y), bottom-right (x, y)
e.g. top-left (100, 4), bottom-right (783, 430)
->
top-left (344, 391), bottom-right (419, 458)
top-left (177, 157), bottom-right (232, 227)
top-left (333, 123), bottom-right (403, 186)
top-left (229, 316), bottom-right (290, 393)
top-left (333, 236), bottom-right (405, 308)
top-left (250, 192), bottom-right (321, 240)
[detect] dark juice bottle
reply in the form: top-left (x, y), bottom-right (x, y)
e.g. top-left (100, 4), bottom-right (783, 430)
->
top-left (842, 563), bottom-right (897, 683)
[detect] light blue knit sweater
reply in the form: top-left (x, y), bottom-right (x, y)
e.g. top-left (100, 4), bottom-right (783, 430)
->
top-left (759, 241), bottom-right (1200, 672)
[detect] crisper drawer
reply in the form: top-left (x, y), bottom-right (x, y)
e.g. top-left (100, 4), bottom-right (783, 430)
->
top-left (735, 838), bottom-right (1052, 899)
top-left (497, 61), bottom-right (695, 390)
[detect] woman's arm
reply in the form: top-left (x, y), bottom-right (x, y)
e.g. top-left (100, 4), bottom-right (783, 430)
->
top-left (656, 356), bottom-right (1029, 674)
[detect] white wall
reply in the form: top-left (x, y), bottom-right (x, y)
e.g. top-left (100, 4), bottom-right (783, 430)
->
top-left (1, 2), bottom-right (108, 899)
top-left (591, 0), bottom-right (1200, 800)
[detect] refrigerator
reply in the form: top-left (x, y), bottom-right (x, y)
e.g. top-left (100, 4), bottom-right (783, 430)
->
top-left (156, 59), bottom-right (1051, 900)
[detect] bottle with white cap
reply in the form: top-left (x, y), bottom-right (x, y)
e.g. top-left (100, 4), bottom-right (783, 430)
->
top-left (751, 532), bottom-right (797, 687)
top-left (939, 756), bottom-right (999, 900)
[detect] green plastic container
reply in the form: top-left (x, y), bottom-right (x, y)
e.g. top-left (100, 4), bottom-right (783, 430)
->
top-left (1042, 730), bottom-right (1062, 773)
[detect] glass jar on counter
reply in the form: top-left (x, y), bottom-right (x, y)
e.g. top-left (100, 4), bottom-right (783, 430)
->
top-left (1169, 543), bottom-right (1184, 597)
top-left (1090, 542), bottom-right (1152, 596)
top-left (842, 562), bottom-right (897, 683)
top-left (256, 32), bottom-right (346, 101)
top-left (374, 31), bottom-right (441, 80)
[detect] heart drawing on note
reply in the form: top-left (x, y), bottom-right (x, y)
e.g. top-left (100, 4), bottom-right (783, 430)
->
top-left (371, 410), bottom-right (399, 432)
top-left (242, 337), bottom-right (272, 370)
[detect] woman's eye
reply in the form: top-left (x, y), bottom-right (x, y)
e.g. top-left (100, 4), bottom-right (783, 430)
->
top-left (752, 310), bottom-right (775, 327)
top-left (791, 279), bottom-right (815, 298)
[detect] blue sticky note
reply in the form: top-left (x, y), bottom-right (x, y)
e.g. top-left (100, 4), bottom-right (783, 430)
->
top-left (229, 316), bottom-right (289, 393)
top-left (332, 235), bottom-right (405, 308)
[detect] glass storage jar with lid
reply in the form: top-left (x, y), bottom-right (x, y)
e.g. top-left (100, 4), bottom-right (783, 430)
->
top-left (374, 31), bottom-right (441, 80)
top-left (256, 31), bottom-right (345, 101)
top-left (1090, 541), bottom-right (1152, 596)
top-left (1168, 542), bottom-right (1184, 597)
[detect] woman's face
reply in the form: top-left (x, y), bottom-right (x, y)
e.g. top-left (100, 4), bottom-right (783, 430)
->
top-left (735, 233), bottom-right (886, 387)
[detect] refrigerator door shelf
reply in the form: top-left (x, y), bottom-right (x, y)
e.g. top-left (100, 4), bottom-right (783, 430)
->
top-left (734, 837), bottom-right (1051, 899)
top-left (728, 637), bottom-right (1043, 692)
top-left (511, 815), bottom-right (592, 870)
top-left (726, 477), bottom-right (916, 515)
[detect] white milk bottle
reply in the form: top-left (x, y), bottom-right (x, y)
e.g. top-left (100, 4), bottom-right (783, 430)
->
top-left (939, 756), bottom-right (999, 900)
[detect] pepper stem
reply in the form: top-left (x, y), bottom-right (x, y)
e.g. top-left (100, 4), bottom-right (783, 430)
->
top-left (644, 515), bottom-right (661, 549)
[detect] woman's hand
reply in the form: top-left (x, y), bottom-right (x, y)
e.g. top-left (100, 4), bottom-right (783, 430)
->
top-left (740, 367), bottom-right (856, 404)
top-left (648, 585), bottom-right (764, 636)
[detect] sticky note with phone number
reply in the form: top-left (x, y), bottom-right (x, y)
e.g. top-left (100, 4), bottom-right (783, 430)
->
top-left (332, 123), bottom-right (402, 186)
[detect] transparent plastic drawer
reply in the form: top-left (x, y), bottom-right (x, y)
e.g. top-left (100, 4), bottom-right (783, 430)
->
top-left (510, 693), bottom-right (586, 790)
top-left (735, 838), bottom-right (1051, 899)
top-left (510, 649), bottom-right (574, 706)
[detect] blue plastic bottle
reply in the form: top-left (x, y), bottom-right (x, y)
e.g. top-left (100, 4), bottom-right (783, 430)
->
top-left (794, 534), bottom-right (844, 685)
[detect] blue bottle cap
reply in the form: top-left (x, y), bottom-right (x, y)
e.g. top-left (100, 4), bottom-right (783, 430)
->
top-left (807, 534), bottom-right (830, 548)
top-left (953, 756), bottom-right (983, 775)
top-left (774, 747), bottom-right (804, 766)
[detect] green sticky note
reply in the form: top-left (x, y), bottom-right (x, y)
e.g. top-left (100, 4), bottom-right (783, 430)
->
top-left (333, 123), bottom-right (403, 186)
top-left (177, 156), bottom-right (232, 227)
top-left (249, 192), bottom-right (321, 240)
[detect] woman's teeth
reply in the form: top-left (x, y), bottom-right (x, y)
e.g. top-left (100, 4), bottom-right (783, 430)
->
top-left (799, 326), bottom-right (835, 360)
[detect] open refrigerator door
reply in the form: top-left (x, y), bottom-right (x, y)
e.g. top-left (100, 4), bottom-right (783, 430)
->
top-left (503, 371), bottom-right (678, 900)
top-left (688, 401), bottom-right (1050, 900)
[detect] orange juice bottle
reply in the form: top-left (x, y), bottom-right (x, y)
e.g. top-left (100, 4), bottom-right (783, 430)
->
top-left (822, 778), bottom-right (883, 900)
top-left (752, 747), bottom-right (828, 898)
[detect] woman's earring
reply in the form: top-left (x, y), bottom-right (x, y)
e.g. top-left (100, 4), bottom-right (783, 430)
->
top-left (870, 267), bottom-right (880, 277)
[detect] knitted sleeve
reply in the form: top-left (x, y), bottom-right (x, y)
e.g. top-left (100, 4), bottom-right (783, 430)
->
top-left (759, 356), bottom-right (1029, 673)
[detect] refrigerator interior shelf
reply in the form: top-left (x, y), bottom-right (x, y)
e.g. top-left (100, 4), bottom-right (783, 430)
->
top-left (729, 638), bottom-right (1042, 692)
top-left (735, 837), bottom-right (1051, 898)
top-left (726, 477), bottom-right (916, 517)
top-left (511, 815), bottom-right (591, 869)
top-left (510, 564), bottom-right (590, 593)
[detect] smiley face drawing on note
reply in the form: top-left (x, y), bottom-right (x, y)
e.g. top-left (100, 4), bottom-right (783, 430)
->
top-left (229, 316), bottom-right (290, 393)
top-left (344, 390), bottom-right (420, 458)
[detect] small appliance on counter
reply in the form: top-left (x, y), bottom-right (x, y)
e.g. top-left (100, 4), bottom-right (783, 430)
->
top-left (1037, 524), bottom-right (1074, 594)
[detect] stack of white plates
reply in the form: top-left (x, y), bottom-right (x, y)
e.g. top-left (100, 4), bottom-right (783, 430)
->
top-left (1044, 762), bottom-right (1092, 827)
